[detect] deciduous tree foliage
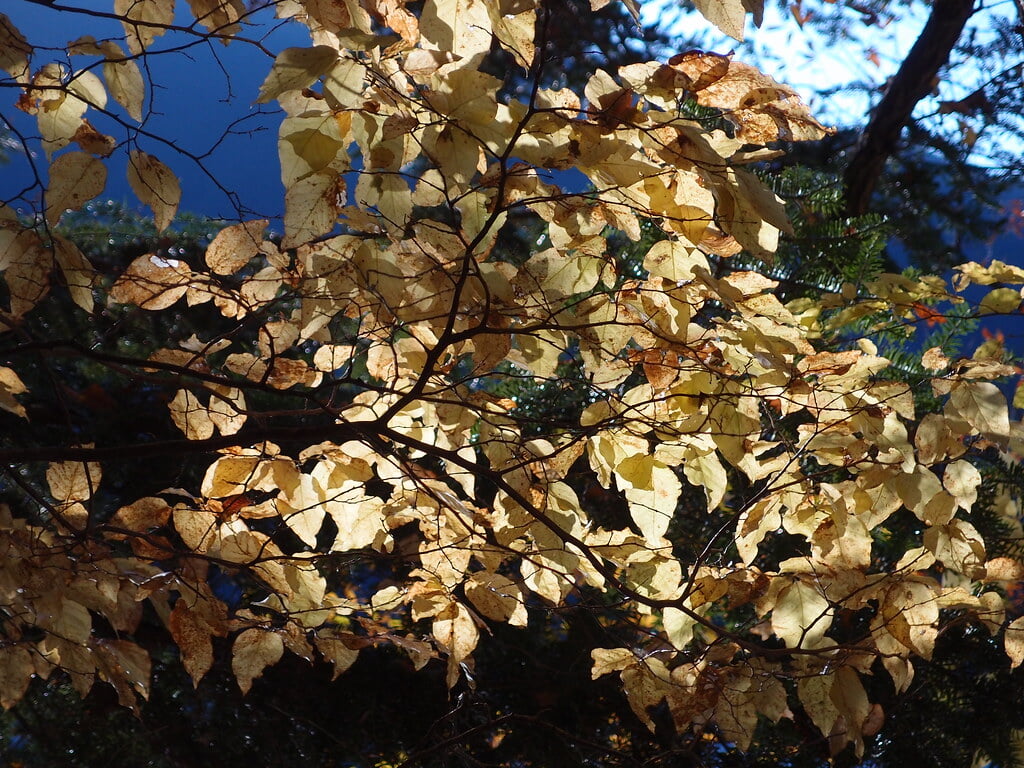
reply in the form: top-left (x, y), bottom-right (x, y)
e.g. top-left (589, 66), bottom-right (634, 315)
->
top-left (1, 0), bottom-right (1023, 761)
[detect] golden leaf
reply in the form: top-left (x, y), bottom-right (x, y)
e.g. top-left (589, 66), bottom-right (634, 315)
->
top-left (283, 173), bottom-right (343, 249)
top-left (232, 628), bottom-right (284, 694)
top-left (314, 631), bottom-right (361, 680)
top-left (115, 0), bottom-right (173, 54)
top-left (256, 46), bottom-right (339, 104)
top-left (771, 578), bottom-right (830, 649)
top-left (127, 151), bottom-right (181, 232)
top-left (111, 253), bottom-right (192, 310)
top-left (185, 0), bottom-right (245, 39)
top-left (206, 219), bottom-right (268, 275)
top-left (949, 380), bottom-right (1010, 443)
top-left (0, 14), bottom-right (31, 82)
top-left (47, 452), bottom-right (101, 507)
top-left (692, 0), bottom-right (752, 40)
top-left (46, 151), bottom-right (106, 225)
top-left (52, 235), bottom-right (96, 313)
top-left (0, 366), bottom-right (28, 419)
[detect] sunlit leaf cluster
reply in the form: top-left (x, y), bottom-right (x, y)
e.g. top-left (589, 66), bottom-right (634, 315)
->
top-left (0, 0), bottom-right (1022, 760)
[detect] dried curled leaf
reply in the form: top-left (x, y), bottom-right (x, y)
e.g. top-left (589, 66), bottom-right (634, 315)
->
top-left (694, 60), bottom-right (832, 143)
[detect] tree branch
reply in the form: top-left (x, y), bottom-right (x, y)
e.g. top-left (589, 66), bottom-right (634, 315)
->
top-left (844, 0), bottom-right (976, 215)
top-left (0, 422), bottom-right (367, 463)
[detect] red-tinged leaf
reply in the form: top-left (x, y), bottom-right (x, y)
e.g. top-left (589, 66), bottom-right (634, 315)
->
top-left (912, 302), bottom-right (947, 326)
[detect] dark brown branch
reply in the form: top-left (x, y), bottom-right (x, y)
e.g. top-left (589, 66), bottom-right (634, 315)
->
top-left (844, 0), bottom-right (976, 216)
top-left (0, 422), bottom-right (366, 464)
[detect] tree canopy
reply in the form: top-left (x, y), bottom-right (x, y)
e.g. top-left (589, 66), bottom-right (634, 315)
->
top-left (1, 0), bottom-right (1024, 765)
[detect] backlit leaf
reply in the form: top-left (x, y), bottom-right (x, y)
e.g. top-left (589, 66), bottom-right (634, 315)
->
top-left (114, 0), bottom-right (174, 54)
top-left (771, 578), bottom-right (829, 649)
top-left (127, 151), bottom-right (181, 232)
top-left (256, 46), bottom-right (338, 104)
top-left (1006, 616), bottom-right (1024, 669)
top-left (232, 629), bottom-right (284, 694)
top-left (692, 0), bottom-right (751, 39)
top-left (0, 15), bottom-right (31, 82)
top-left (206, 219), bottom-right (268, 275)
top-left (46, 152), bottom-right (106, 226)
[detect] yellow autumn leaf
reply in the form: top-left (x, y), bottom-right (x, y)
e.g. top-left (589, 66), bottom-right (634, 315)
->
top-left (420, 0), bottom-right (493, 68)
top-left (111, 253), bottom-right (192, 310)
top-left (46, 152), bottom-right (106, 226)
top-left (0, 366), bottom-right (28, 419)
top-left (283, 172), bottom-right (342, 249)
top-left (99, 41), bottom-right (145, 121)
top-left (256, 46), bottom-right (339, 104)
top-left (47, 453), bottom-right (101, 506)
top-left (232, 629), bottom-right (284, 694)
top-left (921, 346), bottom-right (950, 371)
top-left (186, 0), bottom-right (245, 38)
top-left (115, 0), bottom-right (173, 54)
top-left (681, 448), bottom-right (728, 512)
top-left (692, 0), bottom-right (760, 40)
top-left (943, 459), bottom-right (981, 510)
top-left (953, 259), bottom-right (1024, 289)
top-left (0, 14), bottom-right (30, 82)
top-left (53, 234), bottom-right (97, 313)
top-left (465, 572), bottom-right (528, 627)
top-left (433, 601), bottom-right (479, 688)
top-left (33, 65), bottom-right (91, 157)
top-left (924, 519), bottom-right (986, 576)
top-left (205, 220), bottom-right (268, 275)
top-left (127, 151), bottom-right (181, 232)
top-left (169, 602), bottom-right (217, 687)
top-left (615, 453), bottom-right (680, 543)
top-left (643, 240), bottom-right (707, 282)
top-left (314, 631), bottom-right (361, 680)
top-left (829, 667), bottom-right (870, 757)
top-left (591, 647), bottom-right (636, 678)
top-left (771, 578), bottom-right (830, 649)
top-left (1006, 616), bottom-right (1024, 669)
top-left (979, 286), bottom-right (1022, 314)
top-left (949, 380), bottom-right (1010, 442)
